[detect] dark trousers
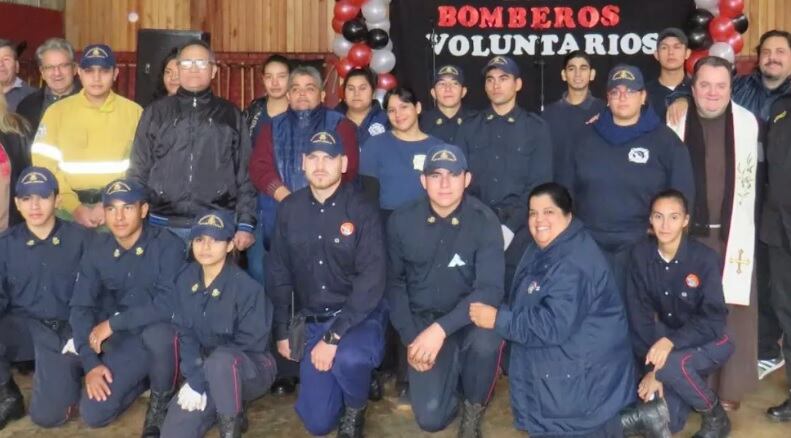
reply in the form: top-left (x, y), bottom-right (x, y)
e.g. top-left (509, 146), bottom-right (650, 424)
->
top-left (80, 323), bottom-right (178, 428)
top-left (505, 227), bottom-right (531, 293)
top-left (0, 314), bottom-right (34, 384)
top-left (768, 245), bottom-right (791, 382)
top-left (655, 336), bottom-right (734, 433)
top-left (602, 245), bottom-right (632, 302)
top-left (757, 241), bottom-right (783, 359)
top-left (161, 347), bottom-right (276, 438)
top-left (295, 309), bottom-right (386, 436)
top-left (408, 326), bottom-right (503, 432)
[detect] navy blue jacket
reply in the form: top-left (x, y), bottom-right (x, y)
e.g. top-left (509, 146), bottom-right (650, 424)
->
top-left (0, 220), bottom-right (90, 322)
top-left (645, 77), bottom-right (691, 121)
top-left (70, 225), bottom-right (186, 372)
top-left (172, 262), bottom-right (272, 393)
top-left (456, 106), bottom-right (553, 232)
top-left (733, 71), bottom-right (791, 123)
top-left (625, 236), bottom-right (728, 359)
top-left (267, 182), bottom-right (385, 341)
top-left (336, 100), bottom-right (389, 148)
top-left (541, 93), bottom-right (605, 181)
top-left (419, 105), bottom-right (478, 146)
top-left (386, 195), bottom-right (504, 343)
top-left (494, 219), bottom-right (635, 434)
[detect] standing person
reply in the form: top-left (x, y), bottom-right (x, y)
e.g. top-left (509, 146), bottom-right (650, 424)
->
top-left (0, 92), bottom-right (31, 229)
top-left (542, 50), bottom-right (605, 180)
top-left (646, 28), bottom-right (691, 120)
top-left (31, 43), bottom-right (142, 229)
top-left (17, 38), bottom-right (81, 134)
top-left (559, 64), bottom-right (695, 292)
top-left (668, 56), bottom-right (759, 411)
top-left (128, 39), bottom-right (256, 251)
top-left (0, 39), bottom-right (35, 112)
top-left (456, 55), bottom-right (553, 291)
top-left (336, 68), bottom-right (388, 148)
top-left (419, 64), bottom-right (477, 145)
top-left (627, 190), bottom-right (733, 436)
top-left (387, 144), bottom-right (504, 436)
top-left (0, 167), bottom-right (89, 430)
top-left (152, 48), bottom-right (180, 100)
top-left (267, 132), bottom-right (385, 438)
top-left (69, 179), bottom-right (185, 436)
top-left (161, 210), bottom-right (276, 438)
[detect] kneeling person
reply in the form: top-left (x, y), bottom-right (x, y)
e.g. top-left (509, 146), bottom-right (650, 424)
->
top-left (0, 168), bottom-right (90, 429)
top-left (69, 179), bottom-right (185, 435)
top-left (161, 210), bottom-right (276, 438)
top-left (387, 144), bottom-right (505, 435)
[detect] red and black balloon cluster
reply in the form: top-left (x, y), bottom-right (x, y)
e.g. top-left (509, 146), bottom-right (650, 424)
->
top-left (684, 0), bottom-right (749, 73)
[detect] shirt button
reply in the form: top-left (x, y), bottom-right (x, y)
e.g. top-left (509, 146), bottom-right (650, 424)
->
top-left (493, 177), bottom-right (498, 182)
top-left (667, 312), bottom-right (673, 317)
top-left (665, 266), bottom-right (669, 271)
top-left (318, 260), bottom-right (324, 265)
top-left (495, 155), bottom-right (500, 160)
top-left (320, 209), bottom-right (324, 213)
top-left (321, 285), bottom-right (326, 290)
top-left (664, 291), bottom-right (669, 296)
top-left (318, 235), bottom-right (322, 239)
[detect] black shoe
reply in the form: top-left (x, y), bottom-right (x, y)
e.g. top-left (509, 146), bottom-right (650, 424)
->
top-left (336, 404), bottom-right (366, 438)
top-left (767, 395), bottom-right (791, 422)
top-left (620, 398), bottom-right (671, 438)
top-left (0, 378), bottom-right (24, 430)
top-left (620, 404), bottom-right (642, 436)
top-left (458, 400), bottom-right (485, 438)
top-left (141, 389), bottom-right (175, 438)
top-left (693, 400), bottom-right (730, 438)
top-left (218, 414), bottom-right (243, 438)
top-left (270, 377), bottom-right (297, 395)
top-left (240, 402), bottom-right (249, 433)
top-left (368, 371), bottom-right (383, 402)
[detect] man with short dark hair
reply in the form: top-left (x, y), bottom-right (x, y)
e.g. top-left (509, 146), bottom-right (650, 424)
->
top-left (646, 28), bottom-right (691, 120)
top-left (419, 64), bottom-right (477, 145)
top-left (0, 39), bottom-right (35, 112)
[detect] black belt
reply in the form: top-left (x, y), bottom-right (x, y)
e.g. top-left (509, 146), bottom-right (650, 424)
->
top-left (305, 310), bottom-right (341, 324)
top-left (75, 189), bottom-right (102, 204)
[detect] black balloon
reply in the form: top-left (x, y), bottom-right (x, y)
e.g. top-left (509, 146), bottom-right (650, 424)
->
top-left (688, 28), bottom-right (713, 51)
top-left (367, 28), bottom-right (390, 49)
top-left (732, 14), bottom-right (749, 34)
top-left (342, 19), bottom-right (368, 43)
top-left (685, 8), bottom-right (714, 32)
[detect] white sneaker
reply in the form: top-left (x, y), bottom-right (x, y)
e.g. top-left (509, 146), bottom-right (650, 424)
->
top-left (758, 357), bottom-right (786, 380)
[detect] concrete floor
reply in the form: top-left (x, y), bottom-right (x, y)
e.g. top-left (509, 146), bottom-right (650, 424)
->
top-left (2, 369), bottom-right (791, 437)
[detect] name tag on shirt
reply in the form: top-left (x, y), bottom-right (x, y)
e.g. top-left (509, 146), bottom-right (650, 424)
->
top-left (413, 154), bottom-right (426, 171)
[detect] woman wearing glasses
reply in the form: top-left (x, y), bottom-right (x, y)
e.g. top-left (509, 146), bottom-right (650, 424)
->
top-left (557, 64), bottom-right (695, 294)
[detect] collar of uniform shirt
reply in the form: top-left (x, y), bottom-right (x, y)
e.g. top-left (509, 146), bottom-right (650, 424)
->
top-left (308, 183), bottom-right (346, 207)
top-left (23, 217), bottom-right (64, 246)
top-left (425, 195), bottom-right (465, 225)
top-left (111, 223), bottom-right (153, 257)
top-left (651, 235), bottom-right (690, 265)
top-left (484, 105), bottom-right (521, 123)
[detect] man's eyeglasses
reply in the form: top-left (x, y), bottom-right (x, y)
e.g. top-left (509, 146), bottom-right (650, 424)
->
top-left (607, 88), bottom-right (640, 99)
top-left (41, 62), bottom-right (74, 72)
top-left (178, 59), bottom-right (213, 70)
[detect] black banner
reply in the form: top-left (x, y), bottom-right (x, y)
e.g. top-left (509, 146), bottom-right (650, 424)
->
top-left (390, 0), bottom-right (695, 111)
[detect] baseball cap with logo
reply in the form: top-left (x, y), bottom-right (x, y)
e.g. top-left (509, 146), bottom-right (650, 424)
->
top-left (102, 178), bottom-right (146, 206)
top-left (482, 56), bottom-right (521, 77)
top-left (189, 210), bottom-right (236, 241)
top-left (306, 131), bottom-right (344, 157)
top-left (423, 144), bottom-right (468, 174)
top-left (15, 167), bottom-right (58, 198)
top-left (80, 44), bottom-right (117, 69)
top-left (433, 64), bottom-right (465, 86)
top-left (606, 64), bottom-right (645, 92)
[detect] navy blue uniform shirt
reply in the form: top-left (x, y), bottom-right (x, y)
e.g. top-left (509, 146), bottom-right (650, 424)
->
top-left (386, 195), bottom-right (504, 343)
top-left (0, 220), bottom-right (90, 322)
top-left (541, 93), bottom-right (605, 180)
top-left (267, 182), bottom-right (385, 341)
top-left (172, 262), bottom-right (272, 393)
top-left (645, 77), bottom-right (691, 121)
top-left (419, 106), bottom-right (478, 146)
top-left (70, 225), bottom-right (185, 372)
top-left (455, 106), bottom-right (553, 232)
top-left (626, 236), bottom-right (728, 359)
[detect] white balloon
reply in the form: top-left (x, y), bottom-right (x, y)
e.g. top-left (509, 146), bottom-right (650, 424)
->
top-left (367, 19), bottom-right (391, 33)
top-left (370, 49), bottom-right (396, 74)
top-left (709, 42), bottom-right (736, 64)
top-left (362, 0), bottom-right (389, 23)
top-left (374, 88), bottom-right (387, 106)
top-left (383, 39), bottom-right (393, 52)
top-left (694, 0), bottom-right (718, 9)
top-left (332, 34), bottom-right (353, 58)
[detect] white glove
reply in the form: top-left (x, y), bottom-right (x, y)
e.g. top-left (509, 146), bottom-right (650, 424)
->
top-left (177, 383), bottom-right (207, 412)
top-left (61, 338), bottom-right (77, 355)
top-left (501, 225), bottom-right (515, 251)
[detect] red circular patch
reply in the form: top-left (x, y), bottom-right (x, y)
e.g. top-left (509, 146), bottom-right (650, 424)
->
top-left (685, 274), bottom-right (700, 288)
top-left (340, 222), bottom-right (355, 236)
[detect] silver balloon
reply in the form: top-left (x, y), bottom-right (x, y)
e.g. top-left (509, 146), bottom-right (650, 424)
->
top-left (709, 42), bottom-right (735, 64)
top-left (370, 49), bottom-right (396, 74)
top-left (383, 39), bottom-right (393, 52)
top-left (332, 34), bottom-right (353, 57)
top-left (695, 0), bottom-right (719, 15)
top-left (367, 19), bottom-right (391, 33)
top-left (374, 88), bottom-right (387, 106)
top-left (362, 0), bottom-right (389, 23)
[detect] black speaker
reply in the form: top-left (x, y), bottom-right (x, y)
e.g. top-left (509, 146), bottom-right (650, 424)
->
top-left (135, 29), bottom-right (210, 107)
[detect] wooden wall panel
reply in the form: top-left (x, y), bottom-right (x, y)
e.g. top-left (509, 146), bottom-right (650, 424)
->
top-left (742, 0), bottom-right (791, 55)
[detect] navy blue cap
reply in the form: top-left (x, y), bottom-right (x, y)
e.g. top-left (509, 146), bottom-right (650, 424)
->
top-left (189, 210), bottom-right (236, 241)
top-left (606, 64), bottom-right (645, 91)
top-left (423, 144), bottom-right (468, 174)
top-left (102, 179), bottom-right (146, 206)
top-left (306, 131), bottom-right (344, 157)
top-left (482, 56), bottom-right (520, 77)
top-left (657, 27), bottom-right (689, 47)
top-left (80, 44), bottom-right (116, 69)
top-left (433, 64), bottom-right (465, 86)
top-left (15, 167), bottom-right (57, 198)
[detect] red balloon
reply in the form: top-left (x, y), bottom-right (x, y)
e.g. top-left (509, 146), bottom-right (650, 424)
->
top-left (709, 15), bottom-right (736, 42)
top-left (337, 58), bottom-right (355, 79)
top-left (347, 43), bottom-right (373, 67)
top-left (727, 32), bottom-right (744, 54)
top-left (377, 73), bottom-right (397, 91)
top-left (686, 50), bottom-right (708, 74)
top-left (719, 0), bottom-right (745, 19)
top-left (334, 0), bottom-right (360, 22)
top-left (332, 17), bottom-right (345, 34)
top-left (348, 0), bottom-right (368, 6)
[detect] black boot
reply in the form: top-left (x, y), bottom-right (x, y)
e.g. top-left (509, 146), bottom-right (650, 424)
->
top-left (619, 404), bottom-right (642, 436)
top-left (766, 392), bottom-right (791, 422)
top-left (240, 402), bottom-right (249, 433)
top-left (0, 378), bottom-right (24, 430)
top-left (218, 414), bottom-right (242, 438)
top-left (368, 370), bottom-right (383, 402)
top-left (619, 398), bottom-right (671, 438)
top-left (269, 377), bottom-right (297, 395)
top-left (141, 389), bottom-right (175, 437)
top-left (336, 404), bottom-right (366, 438)
top-left (693, 400), bottom-right (731, 438)
top-left (458, 400), bottom-right (485, 438)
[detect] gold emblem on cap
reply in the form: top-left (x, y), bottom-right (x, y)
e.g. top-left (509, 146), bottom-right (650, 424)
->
top-left (198, 214), bottom-right (224, 229)
top-left (489, 56), bottom-right (508, 66)
top-left (211, 288), bottom-right (221, 298)
top-left (438, 65), bottom-right (459, 76)
top-left (113, 248), bottom-right (121, 258)
top-left (191, 283), bottom-right (199, 293)
top-left (26, 240), bottom-right (35, 247)
top-left (86, 46), bottom-right (109, 58)
top-left (427, 216), bottom-right (436, 224)
top-left (135, 247), bottom-right (144, 256)
top-left (106, 181), bottom-right (131, 195)
top-left (431, 149), bottom-right (457, 162)
top-left (52, 237), bottom-right (60, 246)
top-left (611, 69), bottom-right (636, 81)
top-left (451, 217), bottom-right (460, 226)
top-left (310, 131), bottom-right (337, 145)
top-left (21, 172), bottom-right (47, 184)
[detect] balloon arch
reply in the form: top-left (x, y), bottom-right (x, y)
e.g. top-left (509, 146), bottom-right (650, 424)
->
top-left (684, 0), bottom-right (750, 72)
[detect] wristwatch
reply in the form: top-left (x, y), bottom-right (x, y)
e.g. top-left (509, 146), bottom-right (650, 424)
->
top-left (322, 331), bottom-right (341, 345)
